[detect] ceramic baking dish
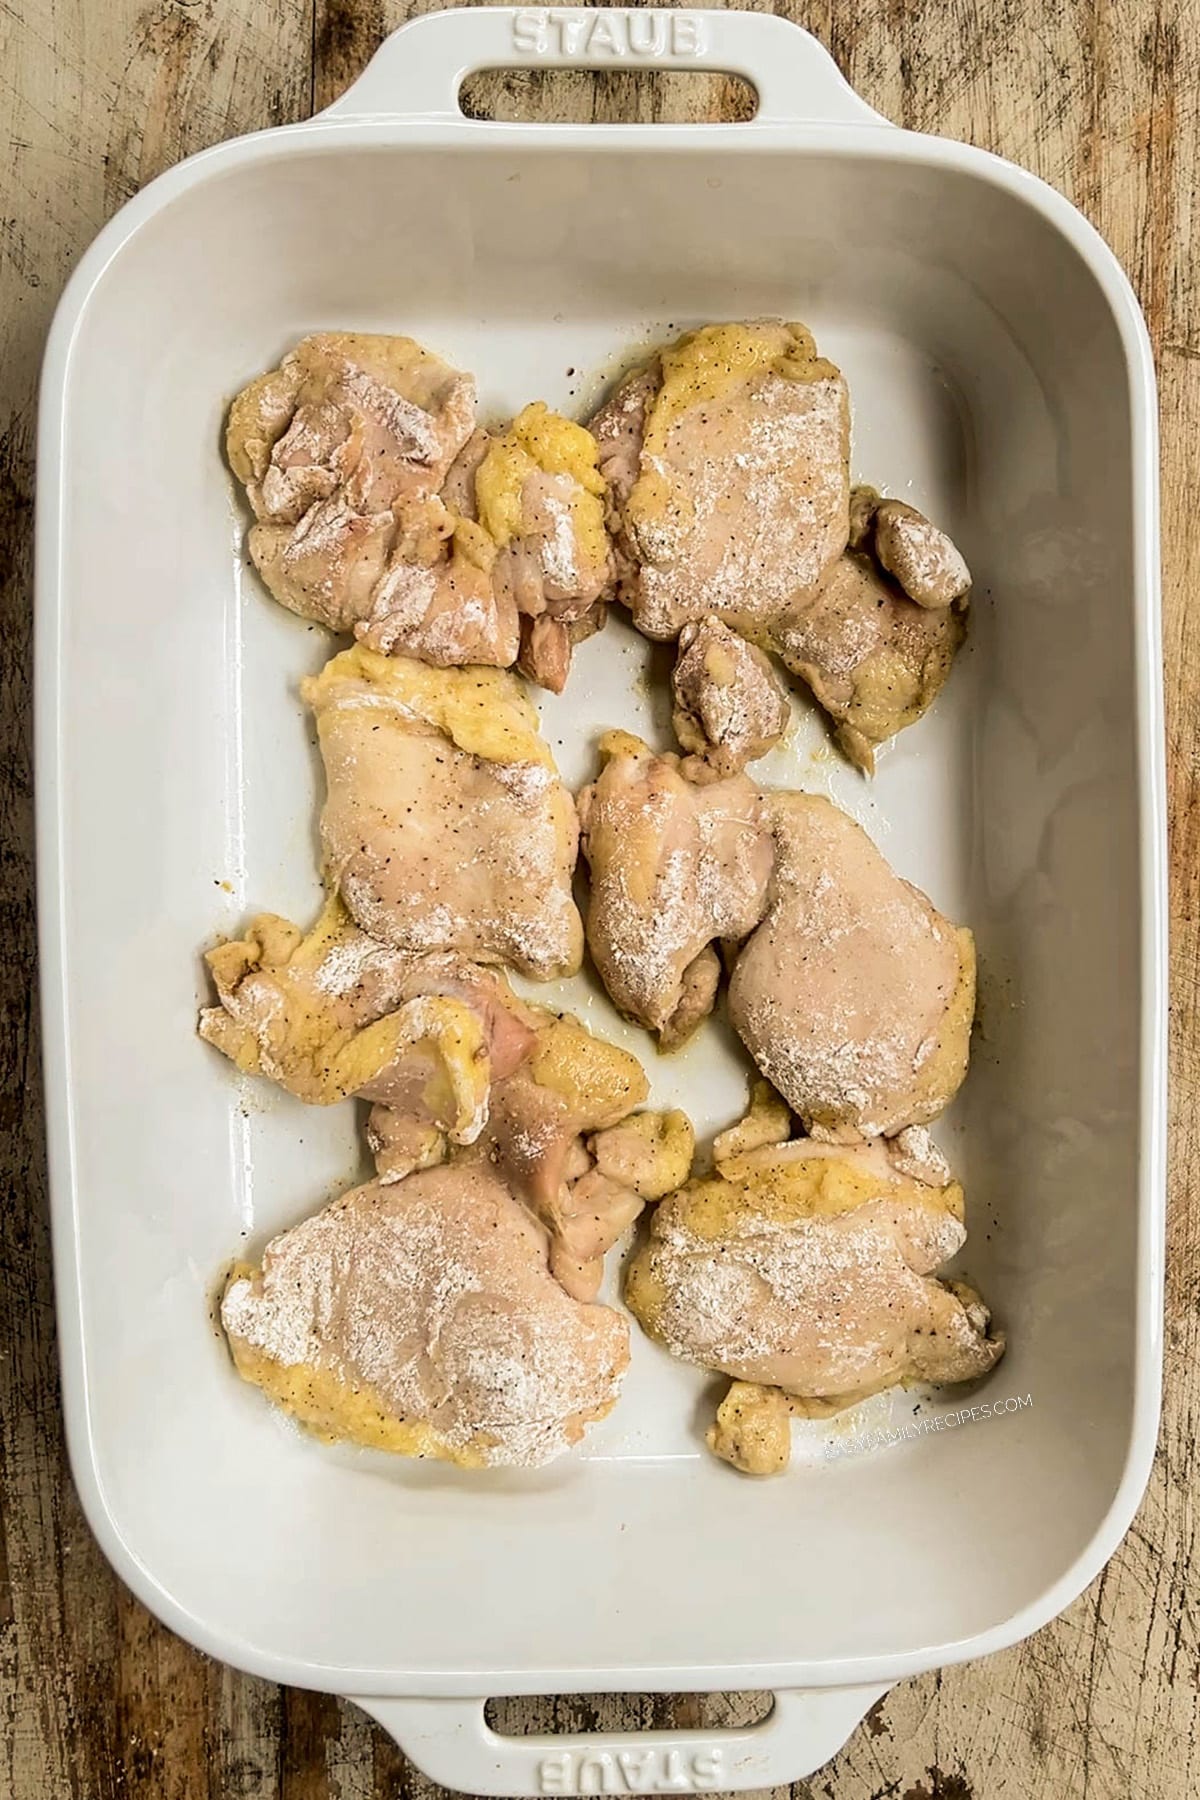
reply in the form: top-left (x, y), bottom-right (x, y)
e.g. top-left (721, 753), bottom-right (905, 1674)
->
top-left (37, 8), bottom-right (1165, 1791)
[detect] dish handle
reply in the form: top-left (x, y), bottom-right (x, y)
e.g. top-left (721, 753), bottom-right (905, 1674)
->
top-left (318, 7), bottom-right (890, 128)
top-left (349, 1686), bottom-right (889, 1795)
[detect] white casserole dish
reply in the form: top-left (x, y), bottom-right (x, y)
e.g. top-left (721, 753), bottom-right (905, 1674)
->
top-left (37, 8), bottom-right (1166, 1791)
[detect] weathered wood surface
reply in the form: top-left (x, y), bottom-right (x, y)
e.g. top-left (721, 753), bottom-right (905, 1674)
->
top-left (1, 2), bottom-right (1197, 1796)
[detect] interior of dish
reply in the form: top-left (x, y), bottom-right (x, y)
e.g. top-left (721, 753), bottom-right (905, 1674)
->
top-left (49, 132), bottom-right (1149, 1685)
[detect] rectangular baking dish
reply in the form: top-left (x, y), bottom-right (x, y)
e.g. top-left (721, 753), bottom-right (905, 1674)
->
top-left (37, 9), bottom-right (1165, 1792)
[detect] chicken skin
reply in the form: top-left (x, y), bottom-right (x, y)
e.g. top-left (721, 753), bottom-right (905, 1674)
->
top-left (303, 646), bottom-right (582, 980)
top-left (222, 1162), bottom-right (630, 1469)
top-left (728, 795), bottom-right (974, 1139)
top-left (625, 1128), bottom-right (1004, 1474)
top-left (671, 616), bottom-right (790, 779)
top-left (590, 321), bottom-right (850, 641)
top-left (577, 731), bottom-right (773, 1046)
top-left (769, 486), bottom-right (970, 772)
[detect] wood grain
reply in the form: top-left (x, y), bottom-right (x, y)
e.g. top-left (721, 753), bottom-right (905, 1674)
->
top-left (1, 2), bottom-right (1197, 1796)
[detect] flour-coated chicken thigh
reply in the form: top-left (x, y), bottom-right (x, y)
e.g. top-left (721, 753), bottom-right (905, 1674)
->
top-left (229, 341), bottom-right (612, 687)
top-left (228, 333), bottom-right (475, 629)
top-left (625, 1128), bottom-right (1003, 1474)
top-left (223, 1162), bottom-right (630, 1469)
top-left (590, 321), bottom-right (850, 641)
top-left (577, 731), bottom-right (773, 1046)
top-left (728, 794), bottom-right (974, 1139)
top-left (303, 646), bottom-right (583, 980)
top-left (769, 485), bottom-right (970, 771)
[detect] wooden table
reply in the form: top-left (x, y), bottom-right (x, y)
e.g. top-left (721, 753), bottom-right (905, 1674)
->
top-left (2, 3), bottom-right (1196, 1795)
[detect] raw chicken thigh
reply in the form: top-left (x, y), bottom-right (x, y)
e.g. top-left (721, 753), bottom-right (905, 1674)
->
top-left (227, 332), bottom-right (475, 630)
top-left (478, 405), bottom-right (612, 689)
top-left (770, 486), bottom-right (970, 772)
top-left (222, 1162), bottom-right (630, 1469)
top-left (465, 1014), bottom-right (646, 1294)
top-left (229, 338), bottom-right (611, 687)
top-left (589, 317), bottom-right (970, 767)
top-left (590, 321), bottom-right (850, 640)
top-left (303, 646), bottom-right (583, 979)
top-left (728, 794), bottom-right (975, 1139)
top-left (625, 1120), bottom-right (1003, 1474)
top-left (577, 731), bottom-right (773, 1045)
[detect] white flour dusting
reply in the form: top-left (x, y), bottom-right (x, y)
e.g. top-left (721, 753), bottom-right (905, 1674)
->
top-left (623, 368), bottom-right (850, 637)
